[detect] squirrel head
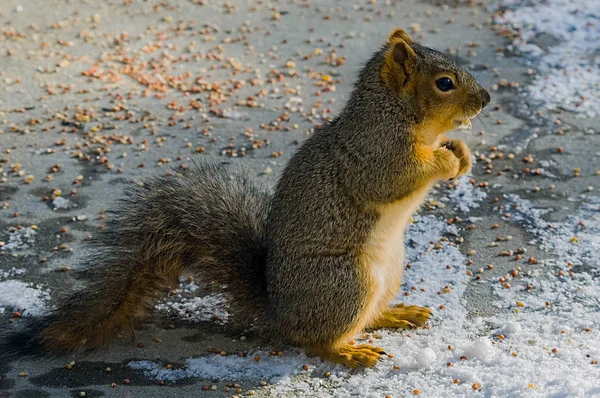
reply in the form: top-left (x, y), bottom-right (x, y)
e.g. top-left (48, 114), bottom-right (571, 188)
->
top-left (382, 28), bottom-right (491, 142)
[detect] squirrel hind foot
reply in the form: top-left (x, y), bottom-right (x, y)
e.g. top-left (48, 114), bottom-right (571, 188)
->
top-left (368, 304), bottom-right (432, 330)
top-left (310, 344), bottom-right (386, 368)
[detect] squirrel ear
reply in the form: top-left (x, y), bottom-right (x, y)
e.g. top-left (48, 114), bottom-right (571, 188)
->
top-left (391, 40), bottom-right (417, 77)
top-left (382, 29), bottom-right (418, 89)
top-left (388, 28), bottom-right (414, 44)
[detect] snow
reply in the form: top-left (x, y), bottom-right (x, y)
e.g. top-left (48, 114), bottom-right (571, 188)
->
top-left (502, 194), bottom-right (600, 267)
top-left (462, 340), bottom-right (495, 362)
top-left (0, 280), bottom-right (49, 316)
top-left (413, 347), bottom-right (437, 369)
top-left (221, 110), bottom-right (249, 120)
top-left (0, 267), bottom-right (26, 279)
top-left (130, 351), bottom-right (312, 384)
top-left (52, 196), bottom-right (71, 209)
top-left (442, 174), bottom-right (487, 212)
top-left (155, 280), bottom-right (230, 324)
top-left (0, 227), bottom-right (37, 251)
top-left (502, 321), bottom-right (523, 336)
top-left (494, 0), bottom-right (600, 117)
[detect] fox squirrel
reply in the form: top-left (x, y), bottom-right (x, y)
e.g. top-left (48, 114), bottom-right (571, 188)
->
top-left (10, 28), bottom-right (490, 368)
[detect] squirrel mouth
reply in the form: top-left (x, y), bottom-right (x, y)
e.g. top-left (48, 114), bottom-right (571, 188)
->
top-left (454, 108), bottom-right (482, 131)
top-left (455, 118), bottom-right (472, 130)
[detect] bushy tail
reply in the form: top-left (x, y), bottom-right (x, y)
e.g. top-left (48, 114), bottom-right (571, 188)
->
top-left (18, 158), bottom-right (270, 354)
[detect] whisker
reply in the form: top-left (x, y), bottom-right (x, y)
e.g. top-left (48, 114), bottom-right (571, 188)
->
top-left (491, 97), bottom-right (520, 106)
top-left (455, 36), bottom-right (465, 63)
top-left (480, 76), bottom-right (497, 90)
top-left (476, 112), bottom-right (489, 128)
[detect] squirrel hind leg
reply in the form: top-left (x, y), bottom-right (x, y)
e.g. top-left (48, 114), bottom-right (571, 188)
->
top-left (310, 343), bottom-right (386, 368)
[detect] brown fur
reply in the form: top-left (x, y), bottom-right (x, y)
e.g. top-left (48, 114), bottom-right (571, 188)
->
top-left (12, 29), bottom-right (489, 366)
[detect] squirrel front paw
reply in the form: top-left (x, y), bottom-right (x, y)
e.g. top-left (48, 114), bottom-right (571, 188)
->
top-left (439, 139), bottom-right (472, 179)
top-left (433, 147), bottom-right (460, 180)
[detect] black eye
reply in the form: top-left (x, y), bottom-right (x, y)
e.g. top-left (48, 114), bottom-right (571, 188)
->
top-left (435, 77), bottom-right (454, 92)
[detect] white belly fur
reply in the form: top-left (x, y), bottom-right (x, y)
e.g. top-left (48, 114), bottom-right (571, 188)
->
top-left (362, 186), bottom-right (432, 321)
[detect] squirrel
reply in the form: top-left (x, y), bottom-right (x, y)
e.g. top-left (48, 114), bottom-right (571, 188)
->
top-left (8, 28), bottom-right (490, 368)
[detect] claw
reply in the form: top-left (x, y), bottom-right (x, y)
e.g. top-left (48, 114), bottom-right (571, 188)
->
top-left (369, 304), bottom-right (433, 330)
top-left (312, 344), bottom-right (386, 368)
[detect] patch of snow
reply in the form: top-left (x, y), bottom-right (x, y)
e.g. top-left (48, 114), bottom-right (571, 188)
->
top-left (462, 339), bottom-right (495, 362)
top-left (442, 175), bottom-right (487, 212)
top-left (130, 350), bottom-right (313, 384)
top-left (414, 347), bottom-right (437, 369)
top-left (503, 194), bottom-right (600, 265)
top-left (1, 227), bottom-right (37, 251)
top-left (52, 196), bottom-right (71, 209)
top-left (155, 281), bottom-right (229, 324)
top-left (502, 321), bottom-right (523, 336)
top-left (495, 0), bottom-right (600, 117)
top-left (0, 280), bottom-right (49, 316)
top-left (0, 267), bottom-right (26, 279)
top-left (221, 110), bottom-right (248, 120)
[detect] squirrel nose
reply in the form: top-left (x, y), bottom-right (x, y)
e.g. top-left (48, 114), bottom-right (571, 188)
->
top-left (480, 89), bottom-right (491, 109)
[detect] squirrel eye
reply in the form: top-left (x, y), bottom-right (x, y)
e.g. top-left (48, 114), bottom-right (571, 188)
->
top-left (435, 77), bottom-right (454, 92)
